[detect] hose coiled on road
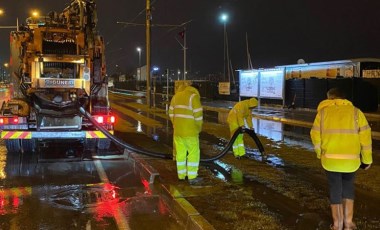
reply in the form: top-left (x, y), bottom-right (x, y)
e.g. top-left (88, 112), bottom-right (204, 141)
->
top-left (79, 106), bottom-right (265, 162)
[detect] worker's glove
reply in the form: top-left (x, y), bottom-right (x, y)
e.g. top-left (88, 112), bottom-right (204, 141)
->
top-left (360, 163), bottom-right (371, 170)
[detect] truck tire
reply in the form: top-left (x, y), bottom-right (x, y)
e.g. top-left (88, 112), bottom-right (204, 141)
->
top-left (97, 139), bottom-right (111, 150)
top-left (21, 139), bottom-right (36, 152)
top-left (5, 140), bottom-right (21, 153)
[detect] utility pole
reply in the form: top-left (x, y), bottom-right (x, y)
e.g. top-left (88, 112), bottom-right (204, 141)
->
top-left (146, 0), bottom-right (152, 108)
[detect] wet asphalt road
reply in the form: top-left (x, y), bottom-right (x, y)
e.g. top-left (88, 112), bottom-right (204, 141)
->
top-left (0, 141), bottom-right (181, 229)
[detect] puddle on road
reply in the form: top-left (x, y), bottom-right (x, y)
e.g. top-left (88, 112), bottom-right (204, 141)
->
top-left (0, 146), bottom-right (184, 230)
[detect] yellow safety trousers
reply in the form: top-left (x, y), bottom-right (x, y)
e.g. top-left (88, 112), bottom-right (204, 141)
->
top-left (229, 123), bottom-right (246, 157)
top-left (174, 135), bottom-right (200, 180)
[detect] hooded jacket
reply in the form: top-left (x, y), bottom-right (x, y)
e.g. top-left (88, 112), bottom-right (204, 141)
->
top-left (169, 86), bottom-right (203, 137)
top-left (310, 99), bottom-right (372, 172)
top-left (227, 98), bottom-right (258, 128)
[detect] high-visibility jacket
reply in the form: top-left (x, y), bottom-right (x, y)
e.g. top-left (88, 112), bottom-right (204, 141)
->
top-left (227, 98), bottom-right (258, 129)
top-left (227, 98), bottom-right (258, 157)
top-left (310, 99), bottom-right (372, 172)
top-left (169, 86), bottom-right (203, 137)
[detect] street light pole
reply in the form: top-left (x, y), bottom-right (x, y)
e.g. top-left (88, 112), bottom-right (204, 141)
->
top-left (223, 21), bottom-right (226, 81)
top-left (136, 47), bottom-right (141, 89)
top-left (220, 13), bottom-right (228, 82)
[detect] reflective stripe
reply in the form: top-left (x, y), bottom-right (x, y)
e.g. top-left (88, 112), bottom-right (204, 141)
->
top-left (354, 108), bottom-right (358, 131)
top-left (86, 131), bottom-right (107, 138)
top-left (169, 106), bottom-right (174, 110)
top-left (1, 131), bottom-right (32, 139)
top-left (169, 114), bottom-right (174, 117)
top-left (174, 105), bottom-right (192, 110)
top-left (193, 108), bottom-right (203, 113)
top-left (320, 109), bottom-right (325, 134)
top-left (323, 129), bottom-right (358, 134)
top-left (359, 125), bottom-right (370, 132)
top-left (188, 162), bottom-right (199, 167)
top-left (195, 117), bottom-right (203, 121)
top-left (188, 171), bottom-right (197, 175)
top-left (177, 161), bottom-right (186, 166)
top-left (172, 114), bottom-right (194, 119)
top-left (189, 93), bottom-right (196, 110)
top-left (314, 144), bottom-right (321, 149)
top-left (323, 154), bottom-right (360, 159)
top-left (361, 145), bottom-right (372, 151)
top-left (311, 126), bottom-right (320, 131)
top-left (178, 169), bottom-right (187, 174)
top-left (233, 144), bottom-right (244, 149)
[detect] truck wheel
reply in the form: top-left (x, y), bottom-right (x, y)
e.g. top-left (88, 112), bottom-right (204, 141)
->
top-left (97, 139), bottom-right (111, 150)
top-left (21, 139), bottom-right (36, 152)
top-left (5, 140), bottom-right (21, 153)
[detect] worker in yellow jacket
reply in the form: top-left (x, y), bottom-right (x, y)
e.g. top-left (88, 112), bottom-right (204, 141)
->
top-left (169, 84), bottom-right (203, 185)
top-left (310, 88), bottom-right (372, 230)
top-left (171, 84), bottom-right (187, 161)
top-left (227, 98), bottom-right (258, 158)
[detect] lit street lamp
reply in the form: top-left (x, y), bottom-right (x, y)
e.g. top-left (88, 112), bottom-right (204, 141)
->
top-left (219, 13), bottom-right (229, 82)
top-left (31, 10), bottom-right (39, 17)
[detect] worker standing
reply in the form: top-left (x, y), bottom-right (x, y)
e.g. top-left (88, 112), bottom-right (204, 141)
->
top-left (169, 84), bottom-right (203, 185)
top-left (227, 98), bottom-right (258, 158)
top-left (310, 88), bottom-right (372, 230)
top-left (171, 84), bottom-right (187, 161)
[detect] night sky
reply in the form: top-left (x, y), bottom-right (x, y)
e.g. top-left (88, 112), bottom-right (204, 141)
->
top-left (1, 0), bottom-right (380, 76)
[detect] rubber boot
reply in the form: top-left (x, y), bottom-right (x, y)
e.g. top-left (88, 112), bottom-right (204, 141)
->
top-left (330, 204), bottom-right (344, 230)
top-left (343, 199), bottom-right (357, 230)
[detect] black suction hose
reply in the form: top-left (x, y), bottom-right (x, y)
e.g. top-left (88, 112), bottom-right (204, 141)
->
top-left (79, 106), bottom-right (171, 159)
top-left (79, 107), bottom-right (265, 162)
top-left (200, 127), bottom-right (243, 162)
top-left (242, 128), bottom-right (266, 154)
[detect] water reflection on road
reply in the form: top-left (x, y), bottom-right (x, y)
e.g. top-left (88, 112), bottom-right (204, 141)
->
top-left (0, 142), bottom-right (182, 229)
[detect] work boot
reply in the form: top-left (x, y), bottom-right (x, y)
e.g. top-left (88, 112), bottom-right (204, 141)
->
top-left (188, 177), bottom-right (203, 185)
top-left (343, 199), bottom-right (357, 230)
top-left (330, 204), bottom-right (344, 230)
top-left (235, 155), bottom-right (248, 160)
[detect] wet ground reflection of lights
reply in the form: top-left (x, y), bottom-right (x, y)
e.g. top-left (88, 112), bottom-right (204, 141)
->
top-left (0, 143), bottom-right (184, 229)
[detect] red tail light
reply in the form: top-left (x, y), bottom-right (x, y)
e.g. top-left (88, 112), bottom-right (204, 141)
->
top-left (96, 116), bottom-right (104, 124)
top-left (0, 117), bottom-right (21, 125)
top-left (93, 115), bottom-right (115, 124)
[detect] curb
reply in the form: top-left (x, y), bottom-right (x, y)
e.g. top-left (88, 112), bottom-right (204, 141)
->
top-left (127, 151), bottom-right (215, 230)
top-left (160, 184), bottom-right (215, 230)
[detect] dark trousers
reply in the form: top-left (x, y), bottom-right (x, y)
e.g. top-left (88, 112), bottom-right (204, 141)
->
top-left (325, 170), bottom-right (356, 204)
